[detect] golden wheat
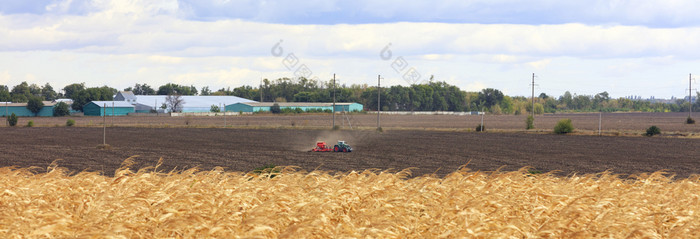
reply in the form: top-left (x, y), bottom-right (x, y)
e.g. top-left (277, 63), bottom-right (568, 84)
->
top-left (0, 159), bottom-right (698, 238)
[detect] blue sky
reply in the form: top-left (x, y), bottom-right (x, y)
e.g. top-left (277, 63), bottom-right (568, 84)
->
top-left (1, 0), bottom-right (700, 98)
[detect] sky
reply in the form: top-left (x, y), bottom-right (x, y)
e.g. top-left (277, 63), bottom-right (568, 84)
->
top-left (1, 0), bottom-right (700, 98)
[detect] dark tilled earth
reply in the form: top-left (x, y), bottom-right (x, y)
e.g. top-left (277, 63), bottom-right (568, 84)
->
top-left (1, 127), bottom-right (699, 178)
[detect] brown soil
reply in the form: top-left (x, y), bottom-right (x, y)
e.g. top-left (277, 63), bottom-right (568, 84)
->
top-left (13, 112), bottom-right (700, 134)
top-left (2, 127), bottom-right (698, 178)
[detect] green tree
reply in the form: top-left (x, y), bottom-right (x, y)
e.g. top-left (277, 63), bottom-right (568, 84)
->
top-left (41, 83), bottom-right (58, 101)
top-left (70, 86), bottom-right (116, 112)
top-left (26, 96), bottom-right (44, 116)
top-left (53, 102), bottom-right (70, 116)
top-left (0, 85), bottom-right (10, 102)
top-left (200, 86), bottom-right (212, 96)
top-left (125, 83), bottom-right (156, 95)
top-left (10, 82), bottom-right (31, 103)
top-left (62, 83), bottom-right (86, 99)
top-left (157, 83), bottom-right (197, 95)
top-left (477, 88), bottom-right (504, 110)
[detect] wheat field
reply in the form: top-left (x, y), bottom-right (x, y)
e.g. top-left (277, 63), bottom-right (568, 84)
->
top-left (1, 158), bottom-right (699, 238)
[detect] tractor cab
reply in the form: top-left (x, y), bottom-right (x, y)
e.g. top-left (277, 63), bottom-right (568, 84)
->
top-left (333, 141), bottom-right (353, 152)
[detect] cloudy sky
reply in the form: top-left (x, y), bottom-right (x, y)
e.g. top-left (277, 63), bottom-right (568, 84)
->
top-left (1, 0), bottom-right (700, 98)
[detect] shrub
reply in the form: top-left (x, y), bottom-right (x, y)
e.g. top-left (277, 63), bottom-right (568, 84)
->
top-left (687, 117), bottom-right (695, 124)
top-left (7, 113), bottom-right (17, 126)
top-left (554, 119), bottom-right (574, 134)
top-left (525, 115), bottom-right (534, 130)
top-left (210, 105), bottom-right (220, 113)
top-left (53, 102), bottom-right (70, 116)
top-left (27, 120), bottom-right (34, 127)
top-left (270, 103), bottom-right (281, 114)
top-left (66, 119), bottom-right (75, 127)
top-left (475, 124), bottom-right (485, 132)
top-left (646, 126), bottom-right (661, 136)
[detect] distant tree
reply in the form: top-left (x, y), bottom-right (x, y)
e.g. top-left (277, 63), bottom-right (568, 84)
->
top-left (53, 102), bottom-right (70, 116)
top-left (70, 86), bottom-right (115, 112)
top-left (62, 83), bottom-right (86, 99)
top-left (210, 104), bottom-right (220, 112)
top-left (158, 83), bottom-right (197, 95)
top-left (26, 96), bottom-right (44, 116)
top-left (41, 83), bottom-right (58, 101)
top-left (201, 86), bottom-right (212, 96)
top-left (538, 93), bottom-right (549, 99)
top-left (477, 88), bottom-right (504, 109)
top-left (0, 85), bottom-right (10, 102)
top-left (126, 83), bottom-right (156, 95)
top-left (10, 82), bottom-right (31, 103)
top-left (165, 94), bottom-right (184, 112)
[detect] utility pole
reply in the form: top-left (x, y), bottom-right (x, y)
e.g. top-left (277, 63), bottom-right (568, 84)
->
top-left (260, 77), bottom-right (264, 102)
top-left (599, 111), bottom-right (602, 136)
top-left (531, 73), bottom-right (535, 119)
top-left (690, 73), bottom-right (693, 119)
top-left (377, 75), bottom-right (381, 130)
top-left (103, 103), bottom-right (106, 145)
top-left (332, 74), bottom-right (336, 129)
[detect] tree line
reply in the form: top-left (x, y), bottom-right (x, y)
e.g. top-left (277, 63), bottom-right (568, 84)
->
top-left (2, 78), bottom-right (699, 114)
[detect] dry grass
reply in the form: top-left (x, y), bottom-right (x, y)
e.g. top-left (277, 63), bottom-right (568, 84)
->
top-left (1, 158), bottom-right (699, 238)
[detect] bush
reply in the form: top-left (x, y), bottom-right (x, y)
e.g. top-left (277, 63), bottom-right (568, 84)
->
top-left (687, 117), bottom-right (695, 124)
top-left (270, 103), bottom-right (281, 114)
top-left (646, 126), bottom-right (661, 136)
top-left (525, 115), bottom-right (534, 130)
top-left (554, 119), bottom-right (574, 134)
top-left (7, 113), bottom-right (17, 127)
top-left (53, 102), bottom-right (70, 116)
top-left (27, 120), bottom-right (34, 127)
top-left (210, 104), bottom-right (220, 113)
top-left (66, 119), bottom-right (75, 127)
top-left (475, 124), bottom-right (485, 132)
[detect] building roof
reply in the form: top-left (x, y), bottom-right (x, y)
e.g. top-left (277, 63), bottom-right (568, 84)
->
top-left (88, 101), bottom-right (135, 108)
top-left (131, 95), bottom-right (255, 108)
top-left (235, 102), bottom-right (358, 107)
top-left (0, 101), bottom-right (58, 107)
top-left (116, 91), bottom-right (136, 101)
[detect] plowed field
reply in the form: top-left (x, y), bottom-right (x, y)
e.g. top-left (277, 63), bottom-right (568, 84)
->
top-left (2, 127), bottom-right (698, 178)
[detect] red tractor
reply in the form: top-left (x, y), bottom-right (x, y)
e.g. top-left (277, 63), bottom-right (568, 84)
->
top-left (311, 141), bottom-right (353, 152)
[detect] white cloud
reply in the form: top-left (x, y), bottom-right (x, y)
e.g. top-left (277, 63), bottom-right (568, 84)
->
top-left (1, 0), bottom-right (700, 99)
top-left (0, 71), bottom-right (10, 85)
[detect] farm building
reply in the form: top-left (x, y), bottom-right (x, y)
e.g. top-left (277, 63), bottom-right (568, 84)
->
top-left (114, 92), bottom-right (256, 113)
top-left (83, 101), bottom-right (135, 116)
top-left (0, 101), bottom-right (58, 117)
top-left (227, 102), bottom-right (363, 113)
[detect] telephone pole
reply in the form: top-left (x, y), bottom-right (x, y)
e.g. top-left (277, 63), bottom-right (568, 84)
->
top-left (690, 73), bottom-right (693, 119)
top-left (332, 74), bottom-right (336, 129)
top-left (377, 75), bottom-right (381, 130)
top-left (531, 73), bottom-right (535, 119)
top-left (260, 77), bottom-right (264, 102)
